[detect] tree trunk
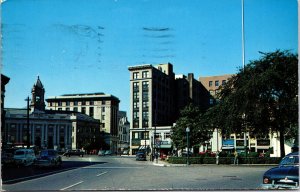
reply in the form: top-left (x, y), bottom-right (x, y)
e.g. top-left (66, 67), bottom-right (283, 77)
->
top-left (279, 128), bottom-right (285, 158)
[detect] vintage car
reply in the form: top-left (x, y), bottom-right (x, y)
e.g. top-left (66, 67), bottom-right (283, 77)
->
top-left (63, 149), bottom-right (84, 157)
top-left (136, 151), bottom-right (146, 161)
top-left (34, 149), bottom-right (62, 168)
top-left (13, 148), bottom-right (36, 166)
top-left (261, 152), bottom-right (299, 189)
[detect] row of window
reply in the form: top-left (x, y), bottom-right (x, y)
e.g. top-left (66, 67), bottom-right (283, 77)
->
top-left (49, 100), bottom-right (107, 107)
top-left (132, 132), bottom-right (170, 140)
top-left (133, 71), bottom-right (150, 79)
top-left (208, 80), bottom-right (226, 87)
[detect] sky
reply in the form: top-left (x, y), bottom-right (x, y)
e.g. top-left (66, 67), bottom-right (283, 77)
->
top-left (1, 0), bottom-right (298, 115)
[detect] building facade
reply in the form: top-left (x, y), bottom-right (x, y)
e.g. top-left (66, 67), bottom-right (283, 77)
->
top-left (46, 93), bottom-right (120, 153)
top-left (118, 111), bottom-right (130, 153)
top-left (1, 74), bottom-right (10, 144)
top-left (199, 74), bottom-right (233, 103)
top-left (128, 63), bottom-right (210, 155)
top-left (199, 74), bottom-right (294, 157)
top-left (4, 77), bottom-right (100, 150)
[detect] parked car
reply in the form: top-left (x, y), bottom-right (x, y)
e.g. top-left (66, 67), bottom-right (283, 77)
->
top-left (63, 149), bottom-right (84, 157)
top-left (13, 148), bottom-right (36, 166)
top-left (104, 150), bottom-right (112, 156)
top-left (98, 150), bottom-right (106, 156)
top-left (34, 149), bottom-right (62, 168)
top-left (122, 150), bottom-right (129, 155)
top-left (136, 151), bottom-right (146, 161)
top-left (261, 152), bottom-right (299, 189)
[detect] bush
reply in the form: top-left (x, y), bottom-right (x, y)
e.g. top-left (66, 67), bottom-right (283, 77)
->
top-left (168, 156), bottom-right (282, 164)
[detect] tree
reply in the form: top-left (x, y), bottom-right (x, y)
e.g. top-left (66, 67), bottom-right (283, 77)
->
top-left (171, 103), bottom-right (212, 150)
top-left (207, 50), bottom-right (298, 157)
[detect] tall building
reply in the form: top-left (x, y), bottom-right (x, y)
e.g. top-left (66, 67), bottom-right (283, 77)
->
top-left (46, 93), bottom-right (120, 153)
top-left (128, 63), bottom-right (210, 155)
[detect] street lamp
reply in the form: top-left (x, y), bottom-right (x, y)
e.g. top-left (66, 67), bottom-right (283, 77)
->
top-left (242, 113), bottom-right (247, 157)
top-left (186, 127), bottom-right (190, 166)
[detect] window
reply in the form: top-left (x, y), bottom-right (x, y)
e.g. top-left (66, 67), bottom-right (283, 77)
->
top-left (134, 132), bottom-right (139, 139)
top-left (73, 107), bottom-right (78, 112)
top-left (58, 101), bottom-right (62, 106)
top-left (209, 81), bottom-right (213, 87)
top-left (66, 108), bottom-right (70, 111)
top-left (142, 101), bottom-right (149, 108)
top-left (164, 132), bottom-right (171, 139)
top-left (215, 80), bottom-right (219, 87)
top-left (142, 81), bottom-right (149, 89)
top-left (142, 71), bottom-right (149, 78)
top-left (58, 108), bottom-right (62, 111)
top-left (90, 101), bottom-right (94, 105)
top-left (102, 107), bottom-right (105, 112)
top-left (81, 107), bottom-right (86, 114)
top-left (142, 91), bottom-right (148, 100)
top-left (133, 92), bottom-right (139, 100)
top-left (66, 101), bottom-right (70, 106)
top-left (133, 111), bottom-right (139, 119)
top-left (82, 101), bottom-right (86, 105)
top-left (133, 72), bottom-right (139, 79)
top-left (89, 107), bottom-right (94, 117)
top-left (102, 100), bottom-right (105, 105)
top-left (142, 111), bottom-right (149, 119)
top-left (133, 102), bottom-right (139, 109)
top-left (222, 80), bottom-right (226, 85)
top-left (102, 115), bottom-right (105, 120)
top-left (133, 82), bottom-right (139, 90)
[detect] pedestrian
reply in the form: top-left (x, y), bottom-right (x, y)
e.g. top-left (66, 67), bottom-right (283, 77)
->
top-left (234, 150), bottom-right (239, 165)
top-left (216, 151), bottom-right (219, 165)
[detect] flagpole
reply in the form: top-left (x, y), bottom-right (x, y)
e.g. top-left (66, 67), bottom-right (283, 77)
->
top-left (242, 0), bottom-right (245, 70)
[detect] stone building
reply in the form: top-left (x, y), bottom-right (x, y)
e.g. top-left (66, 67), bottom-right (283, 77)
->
top-left (46, 92), bottom-right (120, 153)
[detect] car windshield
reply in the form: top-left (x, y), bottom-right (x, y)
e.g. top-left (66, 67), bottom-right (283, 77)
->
top-left (279, 155), bottom-right (299, 166)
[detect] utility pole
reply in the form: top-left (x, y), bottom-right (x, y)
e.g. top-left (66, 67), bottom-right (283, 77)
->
top-left (25, 96), bottom-right (31, 149)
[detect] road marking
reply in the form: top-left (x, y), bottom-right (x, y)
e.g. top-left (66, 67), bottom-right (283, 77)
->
top-left (96, 171), bottom-right (108, 177)
top-left (82, 166), bottom-right (144, 169)
top-left (60, 181), bottom-right (83, 190)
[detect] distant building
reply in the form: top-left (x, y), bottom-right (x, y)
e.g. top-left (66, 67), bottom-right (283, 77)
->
top-left (128, 63), bottom-right (210, 155)
top-left (4, 76), bottom-right (100, 150)
top-left (118, 111), bottom-right (130, 153)
top-left (199, 74), bottom-right (233, 104)
top-left (46, 92), bottom-right (120, 153)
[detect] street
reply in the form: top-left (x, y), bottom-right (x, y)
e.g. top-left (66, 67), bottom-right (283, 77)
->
top-left (2, 155), bottom-right (273, 191)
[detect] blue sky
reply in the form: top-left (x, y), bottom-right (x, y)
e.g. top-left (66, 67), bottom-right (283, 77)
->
top-left (1, 0), bottom-right (298, 114)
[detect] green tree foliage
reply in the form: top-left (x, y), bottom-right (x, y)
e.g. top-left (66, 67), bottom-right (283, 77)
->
top-left (171, 103), bottom-right (212, 150)
top-left (207, 50), bottom-right (298, 157)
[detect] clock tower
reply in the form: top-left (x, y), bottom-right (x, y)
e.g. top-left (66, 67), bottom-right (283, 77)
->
top-left (30, 76), bottom-right (46, 112)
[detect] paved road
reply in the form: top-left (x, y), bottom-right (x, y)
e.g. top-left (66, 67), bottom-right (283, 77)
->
top-left (2, 155), bottom-right (273, 191)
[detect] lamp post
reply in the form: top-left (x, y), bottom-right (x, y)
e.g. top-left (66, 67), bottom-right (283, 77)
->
top-left (242, 113), bottom-right (247, 157)
top-left (186, 127), bottom-right (190, 166)
top-left (25, 96), bottom-right (31, 149)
